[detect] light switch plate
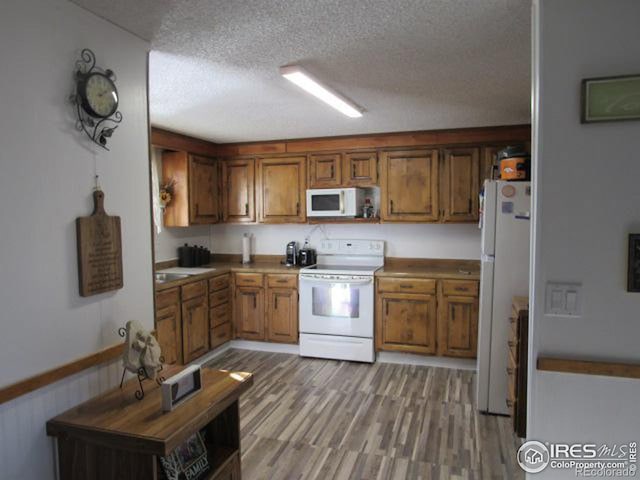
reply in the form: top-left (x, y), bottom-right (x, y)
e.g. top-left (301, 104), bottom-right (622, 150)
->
top-left (545, 282), bottom-right (583, 316)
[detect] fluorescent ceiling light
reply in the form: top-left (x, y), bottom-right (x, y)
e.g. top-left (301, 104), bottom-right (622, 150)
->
top-left (280, 65), bottom-right (363, 118)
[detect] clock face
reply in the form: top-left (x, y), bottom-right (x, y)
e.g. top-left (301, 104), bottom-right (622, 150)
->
top-left (81, 73), bottom-right (118, 118)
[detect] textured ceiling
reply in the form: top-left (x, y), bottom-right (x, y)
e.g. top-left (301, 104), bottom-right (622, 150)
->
top-left (71, 0), bottom-right (531, 143)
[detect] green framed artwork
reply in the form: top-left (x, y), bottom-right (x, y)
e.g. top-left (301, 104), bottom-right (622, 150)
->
top-left (581, 74), bottom-right (640, 123)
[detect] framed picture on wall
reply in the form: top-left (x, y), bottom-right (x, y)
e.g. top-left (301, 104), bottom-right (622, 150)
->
top-left (581, 74), bottom-right (640, 123)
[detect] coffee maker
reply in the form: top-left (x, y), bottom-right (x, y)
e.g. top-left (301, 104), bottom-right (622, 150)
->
top-left (285, 241), bottom-right (298, 266)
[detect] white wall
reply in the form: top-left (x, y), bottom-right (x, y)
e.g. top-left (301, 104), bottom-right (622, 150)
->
top-left (209, 223), bottom-right (481, 260)
top-left (529, 1), bottom-right (640, 478)
top-left (0, 0), bottom-right (151, 477)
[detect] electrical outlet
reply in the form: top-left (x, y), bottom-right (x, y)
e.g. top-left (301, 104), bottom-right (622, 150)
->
top-left (545, 282), bottom-right (582, 317)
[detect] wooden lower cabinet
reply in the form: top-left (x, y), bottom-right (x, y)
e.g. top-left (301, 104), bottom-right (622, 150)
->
top-left (375, 277), bottom-right (479, 358)
top-left (235, 286), bottom-right (265, 340)
top-left (181, 293), bottom-right (209, 363)
top-left (437, 294), bottom-right (478, 358)
top-left (266, 287), bottom-right (298, 343)
top-left (233, 273), bottom-right (298, 343)
top-left (155, 288), bottom-right (182, 365)
top-left (376, 293), bottom-right (437, 354)
top-left (209, 274), bottom-right (232, 349)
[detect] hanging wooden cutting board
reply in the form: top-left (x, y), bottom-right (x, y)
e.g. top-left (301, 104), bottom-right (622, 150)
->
top-left (76, 190), bottom-right (123, 297)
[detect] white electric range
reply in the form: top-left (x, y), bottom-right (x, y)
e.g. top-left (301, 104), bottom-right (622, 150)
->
top-left (298, 239), bottom-right (384, 363)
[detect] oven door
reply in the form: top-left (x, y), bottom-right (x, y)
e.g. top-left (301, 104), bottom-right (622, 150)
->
top-left (299, 274), bottom-right (373, 337)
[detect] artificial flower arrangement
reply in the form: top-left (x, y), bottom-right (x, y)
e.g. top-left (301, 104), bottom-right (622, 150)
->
top-left (159, 178), bottom-right (177, 209)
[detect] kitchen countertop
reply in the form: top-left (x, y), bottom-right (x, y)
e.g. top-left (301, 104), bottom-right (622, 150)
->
top-left (375, 258), bottom-right (480, 280)
top-left (155, 257), bottom-right (480, 291)
top-left (155, 261), bottom-right (300, 291)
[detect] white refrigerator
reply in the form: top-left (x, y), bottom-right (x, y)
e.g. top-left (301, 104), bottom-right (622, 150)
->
top-left (477, 180), bottom-right (531, 415)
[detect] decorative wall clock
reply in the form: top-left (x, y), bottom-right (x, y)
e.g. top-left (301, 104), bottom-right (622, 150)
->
top-left (71, 48), bottom-right (123, 150)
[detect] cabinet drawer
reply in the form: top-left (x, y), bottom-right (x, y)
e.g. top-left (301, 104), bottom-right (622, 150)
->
top-left (209, 274), bottom-right (230, 292)
top-left (209, 287), bottom-right (230, 307)
top-left (181, 280), bottom-right (207, 301)
top-left (210, 303), bottom-right (231, 328)
top-left (267, 274), bottom-right (297, 288)
top-left (155, 287), bottom-right (179, 310)
top-left (235, 272), bottom-right (264, 287)
top-left (377, 277), bottom-right (436, 294)
top-left (210, 322), bottom-right (232, 349)
top-left (442, 280), bottom-right (479, 296)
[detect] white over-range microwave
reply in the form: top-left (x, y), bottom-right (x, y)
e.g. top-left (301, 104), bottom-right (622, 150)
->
top-left (306, 188), bottom-right (365, 217)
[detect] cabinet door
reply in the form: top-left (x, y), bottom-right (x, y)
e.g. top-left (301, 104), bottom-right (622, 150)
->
top-left (441, 148), bottom-right (480, 222)
top-left (437, 295), bottom-right (478, 358)
top-left (308, 153), bottom-right (341, 188)
top-left (343, 151), bottom-right (377, 186)
top-left (266, 288), bottom-right (298, 343)
top-left (235, 287), bottom-right (264, 340)
top-left (375, 292), bottom-right (437, 354)
top-left (156, 304), bottom-right (182, 365)
top-left (380, 150), bottom-right (439, 222)
top-left (222, 158), bottom-right (255, 223)
top-left (189, 155), bottom-right (219, 224)
top-left (257, 156), bottom-right (306, 223)
top-left (182, 295), bottom-right (210, 363)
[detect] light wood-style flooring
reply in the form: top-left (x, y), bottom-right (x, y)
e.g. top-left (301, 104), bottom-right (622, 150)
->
top-left (205, 349), bottom-right (523, 480)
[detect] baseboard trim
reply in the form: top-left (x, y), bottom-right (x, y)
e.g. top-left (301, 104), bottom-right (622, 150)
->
top-left (229, 340), bottom-right (300, 355)
top-left (377, 351), bottom-right (477, 370)
top-left (202, 340), bottom-right (476, 370)
top-left (189, 342), bottom-right (233, 366)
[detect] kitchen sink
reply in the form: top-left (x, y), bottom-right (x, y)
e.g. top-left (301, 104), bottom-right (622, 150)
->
top-left (155, 272), bottom-right (192, 284)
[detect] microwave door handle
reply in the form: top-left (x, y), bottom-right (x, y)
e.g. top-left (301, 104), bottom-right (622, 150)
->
top-left (340, 191), bottom-right (345, 214)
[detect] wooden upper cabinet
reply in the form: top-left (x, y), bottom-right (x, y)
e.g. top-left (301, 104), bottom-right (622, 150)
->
top-left (379, 149), bottom-right (439, 222)
top-left (266, 287), bottom-right (298, 343)
top-left (235, 287), bottom-right (264, 340)
top-left (222, 158), bottom-right (255, 223)
top-left (343, 151), bottom-right (377, 186)
top-left (376, 292), bottom-right (438, 355)
top-left (308, 153), bottom-right (342, 188)
top-left (440, 147), bottom-right (480, 223)
top-left (437, 294), bottom-right (479, 358)
top-left (257, 156), bottom-right (306, 223)
top-left (162, 151), bottom-right (219, 227)
top-left (190, 155), bottom-right (219, 224)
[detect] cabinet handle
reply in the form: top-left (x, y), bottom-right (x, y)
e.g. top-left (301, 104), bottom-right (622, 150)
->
top-left (506, 399), bottom-right (514, 408)
top-left (253, 293), bottom-right (257, 309)
top-left (454, 286), bottom-right (468, 292)
top-left (385, 301), bottom-right (389, 315)
top-left (275, 295), bottom-right (278, 309)
top-left (330, 165), bottom-right (334, 178)
top-left (508, 340), bottom-right (516, 348)
top-left (507, 367), bottom-right (515, 375)
top-left (276, 279), bottom-right (288, 284)
top-left (468, 198), bottom-right (472, 213)
top-left (389, 199), bottom-right (394, 214)
top-left (195, 203), bottom-right (200, 216)
top-left (296, 202), bottom-right (300, 215)
top-left (245, 203), bottom-right (249, 215)
top-left (399, 283), bottom-right (413, 289)
top-left (352, 164), bottom-right (357, 178)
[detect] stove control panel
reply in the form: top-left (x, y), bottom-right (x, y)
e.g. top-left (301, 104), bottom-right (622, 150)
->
top-left (317, 239), bottom-right (385, 256)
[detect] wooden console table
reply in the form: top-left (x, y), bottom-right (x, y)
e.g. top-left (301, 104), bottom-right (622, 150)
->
top-left (46, 365), bottom-right (253, 480)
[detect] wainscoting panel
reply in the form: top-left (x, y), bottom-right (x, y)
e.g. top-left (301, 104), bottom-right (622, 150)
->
top-left (0, 360), bottom-right (123, 480)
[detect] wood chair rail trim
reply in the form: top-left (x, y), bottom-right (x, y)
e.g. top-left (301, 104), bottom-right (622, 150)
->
top-left (537, 357), bottom-right (640, 380)
top-left (0, 333), bottom-right (153, 406)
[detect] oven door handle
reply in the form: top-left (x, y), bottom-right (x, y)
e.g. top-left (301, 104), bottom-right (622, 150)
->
top-left (299, 276), bottom-right (372, 285)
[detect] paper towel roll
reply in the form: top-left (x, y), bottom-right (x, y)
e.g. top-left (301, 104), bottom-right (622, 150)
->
top-left (242, 233), bottom-right (251, 264)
